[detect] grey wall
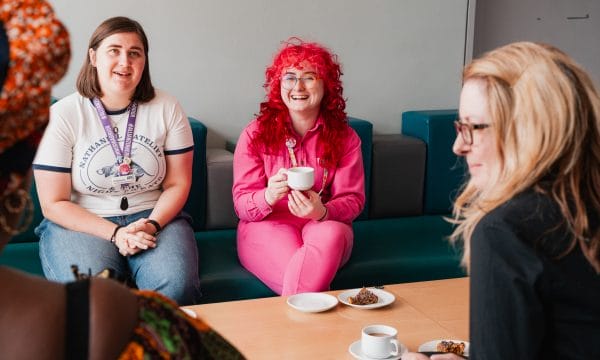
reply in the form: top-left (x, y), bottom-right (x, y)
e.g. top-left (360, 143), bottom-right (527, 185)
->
top-left (50, 0), bottom-right (470, 147)
top-left (473, 0), bottom-right (600, 84)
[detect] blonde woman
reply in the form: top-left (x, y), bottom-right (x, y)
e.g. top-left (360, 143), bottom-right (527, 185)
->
top-left (403, 42), bottom-right (600, 359)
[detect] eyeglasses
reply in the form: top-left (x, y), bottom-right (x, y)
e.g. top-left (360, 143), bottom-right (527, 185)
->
top-left (454, 120), bottom-right (491, 145)
top-left (281, 74), bottom-right (319, 90)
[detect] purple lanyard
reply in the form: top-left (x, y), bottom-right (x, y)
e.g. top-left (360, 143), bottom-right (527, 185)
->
top-left (92, 97), bottom-right (138, 164)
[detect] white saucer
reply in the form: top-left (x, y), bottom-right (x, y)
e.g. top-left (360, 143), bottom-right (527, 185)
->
top-left (286, 292), bottom-right (338, 313)
top-left (179, 307), bottom-right (197, 318)
top-left (338, 288), bottom-right (395, 309)
top-left (348, 339), bottom-right (406, 360)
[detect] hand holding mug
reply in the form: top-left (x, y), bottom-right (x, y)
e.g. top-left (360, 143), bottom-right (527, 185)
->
top-left (287, 189), bottom-right (327, 220)
top-left (265, 168), bottom-right (290, 206)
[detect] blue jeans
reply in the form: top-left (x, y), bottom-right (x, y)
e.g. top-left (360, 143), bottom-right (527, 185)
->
top-left (36, 209), bottom-right (201, 305)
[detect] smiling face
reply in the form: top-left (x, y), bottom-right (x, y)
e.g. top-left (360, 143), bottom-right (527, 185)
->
top-left (89, 32), bottom-right (145, 103)
top-left (453, 78), bottom-right (499, 191)
top-left (280, 63), bottom-right (325, 121)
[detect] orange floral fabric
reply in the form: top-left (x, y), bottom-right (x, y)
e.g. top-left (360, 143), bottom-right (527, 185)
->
top-left (117, 290), bottom-right (245, 359)
top-left (0, 0), bottom-right (70, 154)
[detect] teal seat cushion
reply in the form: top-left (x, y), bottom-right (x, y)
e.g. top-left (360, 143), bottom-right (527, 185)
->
top-left (196, 229), bottom-right (275, 303)
top-left (331, 216), bottom-right (465, 289)
top-left (348, 117), bottom-right (372, 220)
top-left (401, 110), bottom-right (466, 214)
top-left (183, 117), bottom-right (207, 231)
top-left (0, 242), bottom-right (43, 275)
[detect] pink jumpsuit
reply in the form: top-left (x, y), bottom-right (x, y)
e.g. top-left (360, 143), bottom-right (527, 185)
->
top-left (233, 118), bottom-right (365, 295)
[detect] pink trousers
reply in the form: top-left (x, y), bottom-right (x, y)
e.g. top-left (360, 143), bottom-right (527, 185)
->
top-left (237, 215), bottom-right (353, 295)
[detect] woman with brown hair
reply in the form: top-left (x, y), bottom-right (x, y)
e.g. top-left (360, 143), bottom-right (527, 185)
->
top-left (32, 16), bottom-right (200, 305)
top-left (1, 9), bottom-right (243, 356)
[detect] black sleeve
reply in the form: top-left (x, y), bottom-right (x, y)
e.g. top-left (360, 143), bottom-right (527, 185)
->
top-left (65, 279), bottom-right (90, 360)
top-left (470, 220), bottom-right (546, 359)
top-left (0, 21), bottom-right (8, 91)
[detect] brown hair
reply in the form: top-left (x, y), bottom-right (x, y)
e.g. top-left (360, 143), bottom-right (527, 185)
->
top-left (76, 16), bottom-right (155, 102)
top-left (451, 42), bottom-right (600, 272)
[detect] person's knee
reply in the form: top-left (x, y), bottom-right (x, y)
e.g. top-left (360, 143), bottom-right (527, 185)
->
top-left (305, 222), bottom-right (351, 249)
top-left (133, 253), bottom-right (200, 303)
top-left (144, 272), bottom-right (200, 305)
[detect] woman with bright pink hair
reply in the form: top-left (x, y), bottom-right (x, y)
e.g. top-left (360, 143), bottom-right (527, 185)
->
top-left (233, 38), bottom-right (365, 295)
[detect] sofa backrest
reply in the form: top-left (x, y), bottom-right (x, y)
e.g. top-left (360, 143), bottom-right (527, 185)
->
top-left (402, 110), bottom-right (465, 214)
top-left (193, 112), bottom-right (464, 229)
top-left (11, 111), bottom-right (465, 242)
top-left (369, 134), bottom-right (426, 218)
top-left (205, 148), bottom-right (237, 229)
top-left (203, 117), bottom-right (373, 230)
top-left (184, 118), bottom-right (208, 231)
top-left (346, 117), bottom-right (372, 220)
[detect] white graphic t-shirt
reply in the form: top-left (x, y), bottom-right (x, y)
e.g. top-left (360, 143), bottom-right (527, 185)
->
top-left (33, 90), bottom-right (193, 217)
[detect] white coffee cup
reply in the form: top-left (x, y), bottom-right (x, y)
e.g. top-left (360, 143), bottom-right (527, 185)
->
top-left (286, 166), bottom-right (314, 191)
top-left (361, 324), bottom-right (400, 359)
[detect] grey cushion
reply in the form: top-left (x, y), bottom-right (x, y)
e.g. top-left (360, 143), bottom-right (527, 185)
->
top-left (369, 134), bottom-right (426, 218)
top-left (205, 148), bottom-right (238, 230)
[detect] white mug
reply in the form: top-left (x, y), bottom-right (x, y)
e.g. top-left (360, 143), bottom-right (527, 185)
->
top-left (286, 166), bottom-right (314, 191)
top-left (361, 324), bottom-right (400, 359)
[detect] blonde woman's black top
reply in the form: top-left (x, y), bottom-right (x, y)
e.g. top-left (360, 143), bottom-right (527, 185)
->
top-left (470, 189), bottom-right (600, 360)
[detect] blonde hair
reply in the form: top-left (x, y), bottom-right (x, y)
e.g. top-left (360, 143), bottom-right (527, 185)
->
top-left (451, 42), bottom-right (600, 272)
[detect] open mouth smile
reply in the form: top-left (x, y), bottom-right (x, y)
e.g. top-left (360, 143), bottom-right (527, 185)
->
top-left (291, 95), bottom-right (308, 100)
top-left (113, 71), bottom-right (132, 77)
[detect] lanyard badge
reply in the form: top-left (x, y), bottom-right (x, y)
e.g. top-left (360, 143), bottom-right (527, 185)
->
top-left (118, 156), bottom-right (132, 176)
top-left (93, 98), bottom-right (138, 209)
top-left (285, 137), bottom-right (298, 167)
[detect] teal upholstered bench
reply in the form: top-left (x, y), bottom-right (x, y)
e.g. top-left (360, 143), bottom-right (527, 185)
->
top-left (0, 111), bottom-right (467, 304)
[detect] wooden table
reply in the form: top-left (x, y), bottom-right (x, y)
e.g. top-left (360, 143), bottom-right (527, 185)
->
top-left (186, 277), bottom-right (469, 359)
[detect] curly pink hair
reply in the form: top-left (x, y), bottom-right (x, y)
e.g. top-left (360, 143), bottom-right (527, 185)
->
top-left (251, 37), bottom-right (348, 168)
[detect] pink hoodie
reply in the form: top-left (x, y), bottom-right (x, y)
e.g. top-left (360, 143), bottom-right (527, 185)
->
top-left (233, 118), bottom-right (365, 224)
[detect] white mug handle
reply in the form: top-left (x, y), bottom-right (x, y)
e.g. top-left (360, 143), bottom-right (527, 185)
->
top-left (389, 339), bottom-right (400, 356)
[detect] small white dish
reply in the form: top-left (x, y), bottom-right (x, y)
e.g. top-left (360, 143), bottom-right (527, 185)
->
top-left (286, 292), bottom-right (338, 313)
top-left (338, 288), bottom-right (395, 309)
top-left (348, 339), bottom-right (405, 360)
top-left (418, 339), bottom-right (470, 357)
top-left (180, 307), bottom-right (197, 318)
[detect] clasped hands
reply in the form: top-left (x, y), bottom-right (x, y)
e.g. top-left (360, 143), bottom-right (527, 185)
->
top-left (113, 218), bottom-right (158, 256)
top-left (265, 168), bottom-right (327, 221)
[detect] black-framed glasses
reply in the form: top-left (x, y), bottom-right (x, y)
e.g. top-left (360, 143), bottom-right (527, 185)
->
top-left (281, 74), bottom-right (319, 90)
top-left (454, 120), bottom-right (491, 145)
